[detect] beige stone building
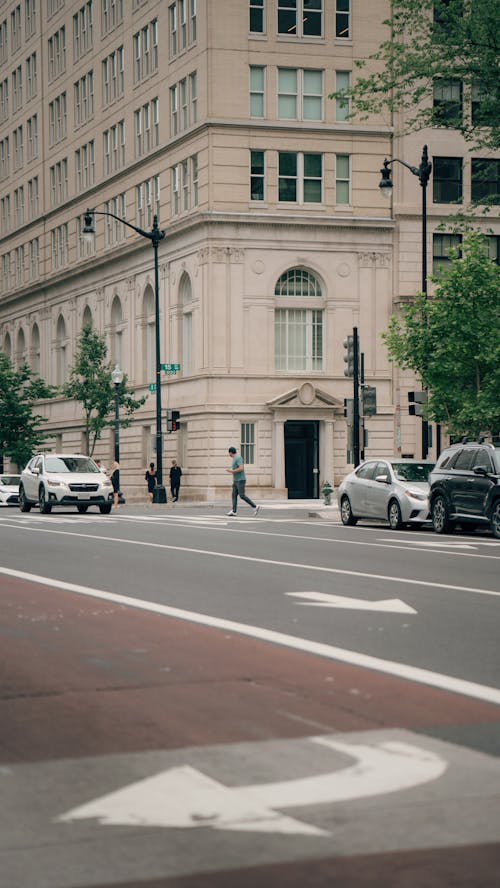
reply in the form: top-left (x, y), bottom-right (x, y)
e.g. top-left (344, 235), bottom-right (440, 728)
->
top-left (0, 1), bottom-right (498, 499)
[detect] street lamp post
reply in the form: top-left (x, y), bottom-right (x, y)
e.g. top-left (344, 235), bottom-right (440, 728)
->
top-left (379, 145), bottom-right (432, 459)
top-left (111, 363), bottom-right (123, 473)
top-left (83, 210), bottom-right (167, 502)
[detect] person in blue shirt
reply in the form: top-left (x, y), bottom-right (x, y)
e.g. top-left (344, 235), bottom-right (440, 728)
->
top-left (226, 446), bottom-right (260, 517)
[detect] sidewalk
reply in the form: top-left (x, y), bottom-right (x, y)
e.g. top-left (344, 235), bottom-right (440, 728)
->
top-left (133, 498), bottom-right (339, 520)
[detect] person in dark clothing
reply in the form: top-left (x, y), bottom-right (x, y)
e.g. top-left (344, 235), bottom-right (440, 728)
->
top-left (110, 461), bottom-right (120, 508)
top-left (169, 459), bottom-right (182, 502)
top-left (145, 462), bottom-right (157, 503)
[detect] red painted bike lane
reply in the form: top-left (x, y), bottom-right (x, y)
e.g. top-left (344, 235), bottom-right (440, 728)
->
top-left (1, 573), bottom-right (500, 887)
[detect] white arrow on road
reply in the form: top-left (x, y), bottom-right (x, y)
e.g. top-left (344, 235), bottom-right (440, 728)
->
top-left (286, 590), bottom-right (417, 614)
top-left (58, 737), bottom-right (445, 836)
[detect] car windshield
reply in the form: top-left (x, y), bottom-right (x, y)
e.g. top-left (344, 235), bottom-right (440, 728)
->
top-left (0, 475), bottom-right (19, 485)
top-left (391, 462), bottom-right (435, 482)
top-left (45, 457), bottom-right (98, 474)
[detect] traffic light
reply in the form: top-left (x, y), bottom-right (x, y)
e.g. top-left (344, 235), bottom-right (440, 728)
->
top-left (362, 385), bottom-right (377, 416)
top-left (408, 391), bottom-right (427, 416)
top-left (343, 397), bottom-right (354, 423)
top-left (343, 335), bottom-right (355, 377)
top-left (167, 409), bottom-right (180, 432)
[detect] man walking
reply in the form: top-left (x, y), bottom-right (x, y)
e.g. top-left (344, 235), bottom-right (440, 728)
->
top-left (226, 446), bottom-right (259, 517)
top-left (169, 459), bottom-right (182, 502)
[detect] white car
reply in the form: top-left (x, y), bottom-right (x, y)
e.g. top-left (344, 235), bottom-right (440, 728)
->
top-left (0, 474), bottom-right (21, 506)
top-left (338, 458), bottom-right (435, 529)
top-left (19, 454), bottom-right (114, 514)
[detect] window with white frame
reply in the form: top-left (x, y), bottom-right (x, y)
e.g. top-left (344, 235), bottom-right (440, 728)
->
top-left (27, 114), bottom-right (37, 160)
top-left (102, 46), bottom-right (124, 105)
top-left (14, 185), bottom-right (24, 225)
top-left (0, 138), bottom-right (10, 180)
top-left (102, 0), bottom-right (122, 35)
top-left (171, 155), bottom-right (198, 215)
top-left (0, 79), bottom-right (8, 124)
top-left (335, 70), bottom-right (350, 121)
top-left (48, 26), bottom-right (66, 81)
top-left (28, 175), bottom-right (38, 217)
top-left (189, 71), bottom-right (197, 123)
top-left (1, 253), bottom-right (11, 291)
top-left (133, 19), bottom-right (158, 83)
top-left (250, 65), bottom-right (265, 117)
top-left (1, 195), bottom-right (11, 233)
top-left (170, 73), bottom-right (197, 136)
top-left (335, 153), bottom-right (350, 204)
top-left (26, 52), bottom-right (37, 100)
top-left (50, 158), bottom-right (68, 206)
top-left (13, 125), bottom-right (23, 170)
top-left (104, 193), bottom-right (126, 246)
top-left (277, 68), bottom-right (322, 120)
top-left (29, 238), bottom-right (39, 280)
top-left (335, 0), bottom-right (350, 38)
top-left (103, 120), bottom-right (125, 175)
top-left (169, 0), bottom-right (196, 57)
top-left (136, 175), bottom-right (160, 229)
top-left (432, 232), bottom-right (461, 276)
top-left (12, 66), bottom-right (22, 112)
top-left (279, 151), bottom-right (322, 203)
top-left (274, 268), bottom-right (324, 371)
top-left (74, 71), bottom-right (94, 126)
top-left (250, 0), bottom-right (264, 33)
top-left (180, 271), bottom-right (193, 376)
top-left (134, 98), bottom-right (159, 157)
top-left (15, 245), bottom-right (24, 287)
top-left (278, 0), bottom-right (322, 37)
top-left (0, 20), bottom-right (7, 65)
top-left (25, 0), bottom-right (37, 40)
top-left (250, 149), bottom-right (265, 200)
top-left (48, 0), bottom-right (64, 15)
top-left (241, 423), bottom-right (255, 464)
top-left (49, 92), bottom-right (67, 145)
top-left (73, 2), bottom-right (93, 60)
top-left (11, 5), bottom-right (21, 52)
top-left (51, 223), bottom-right (69, 270)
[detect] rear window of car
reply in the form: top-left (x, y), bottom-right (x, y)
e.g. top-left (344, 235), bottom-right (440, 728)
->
top-left (392, 462), bottom-right (434, 482)
top-left (45, 457), bottom-right (98, 473)
top-left (0, 475), bottom-right (19, 485)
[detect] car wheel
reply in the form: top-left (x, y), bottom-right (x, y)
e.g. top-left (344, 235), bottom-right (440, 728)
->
top-left (39, 486), bottom-right (52, 514)
top-left (340, 495), bottom-right (357, 526)
top-left (99, 504), bottom-right (112, 514)
top-left (388, 499), bottom-right (403, 530)
top-left (490, 501), bottom-right (500, 539)
top-left (19, 486), bottom-right (32, 512)
top-left (431, 495), bottom-right (452, 534)
top-left (77, 504), bottom-right (89, 513)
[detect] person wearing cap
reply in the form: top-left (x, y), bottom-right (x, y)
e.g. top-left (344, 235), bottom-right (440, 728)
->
top-left (226, 446), bottom-right (260, 517)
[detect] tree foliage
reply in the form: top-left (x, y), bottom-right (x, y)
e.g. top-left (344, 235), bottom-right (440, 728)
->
top-left (0, 353), bottom-right (56, 468)
top-left (332, 0), bottom-right (500, 149)
top-left (63, 326), bottom-right (146, 456)
top-left (383, 232), bottom-right (500, 437)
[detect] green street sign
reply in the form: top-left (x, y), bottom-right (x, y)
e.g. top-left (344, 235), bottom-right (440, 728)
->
top-left (162, 362), bottom-right (181, 374)
top-left (148, 383), bottom-right (156, 392)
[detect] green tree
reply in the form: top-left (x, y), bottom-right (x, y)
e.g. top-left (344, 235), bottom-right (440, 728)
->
top-left (332, 0), bottom-right (499, 149)
top-left (64, 326), bottom-right (146, 456)
top-left (0, 353), bottom-right (55, 468)
top-left (383, 232), bottom-right (500, 437)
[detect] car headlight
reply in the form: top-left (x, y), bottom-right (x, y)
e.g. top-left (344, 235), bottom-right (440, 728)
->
top-left (404, 488), bottom-right (427, 501)
top-left (47, 479), bottom-right (63, 487)
top-left (101, 478), bottom-right (112, 488)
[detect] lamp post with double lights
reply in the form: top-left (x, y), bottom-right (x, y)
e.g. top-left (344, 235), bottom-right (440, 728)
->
top-left (379, 144), bottom-right (432, 458)
top-left (83, 210), bottom-right (167, 503)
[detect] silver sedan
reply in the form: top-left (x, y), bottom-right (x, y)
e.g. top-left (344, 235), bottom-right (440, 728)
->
top-left (338, 459), bottom-right (435, 529)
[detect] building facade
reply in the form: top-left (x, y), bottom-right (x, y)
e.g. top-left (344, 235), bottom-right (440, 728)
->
top-left (0, 0), bottom-right (498, 499)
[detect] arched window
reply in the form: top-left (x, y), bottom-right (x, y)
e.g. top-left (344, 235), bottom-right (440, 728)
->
top-left (179, 272), bottom-right (192, 375)
top-left (82, 305), bottom-right (93, 330)
top-left (110, 295), bottom-right (123, 368)
top-left (3, 332), bottom-right (12, 360)
top-left (16, 328), bottom-right (26, 367)
top-left (56, 314), bottom-right (67, 384)
top-left (31, 323), bottom-right (40, 374)
top-left (143, 285), bottom-right (155, 382)
top-left (274, 268), bottom-right (324, 371)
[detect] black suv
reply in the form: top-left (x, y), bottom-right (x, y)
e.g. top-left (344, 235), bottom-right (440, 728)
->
top-left (429, 441), bottom-right (500, 538)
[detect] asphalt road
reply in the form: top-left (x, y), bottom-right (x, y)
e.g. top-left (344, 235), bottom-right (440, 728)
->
top-left (1, 504), bottom-right (499, 887)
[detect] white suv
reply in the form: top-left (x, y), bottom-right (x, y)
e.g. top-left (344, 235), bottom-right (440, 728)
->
top-left (19, 453), bottom-right (114, 514)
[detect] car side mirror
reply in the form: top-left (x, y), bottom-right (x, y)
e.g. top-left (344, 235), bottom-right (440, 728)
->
top-left (375, 474), bottom-right (390, 484)
top-left (473, 466), bottom-right (488, 476)
top-left (32, 466), bottom-right (40, 475)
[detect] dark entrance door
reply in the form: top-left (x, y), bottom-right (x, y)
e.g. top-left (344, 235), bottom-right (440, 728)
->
top-left (284, 421), bottom-right (319, 499)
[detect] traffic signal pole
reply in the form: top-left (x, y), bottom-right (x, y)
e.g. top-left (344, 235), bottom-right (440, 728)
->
top-left (352, 327), bottom-right (360, 467)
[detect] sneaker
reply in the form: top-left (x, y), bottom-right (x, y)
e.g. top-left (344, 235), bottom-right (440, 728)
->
top-left (253, 505), bottom-right (260, 517)
top-left (227, 510), bottom-right (237, 516)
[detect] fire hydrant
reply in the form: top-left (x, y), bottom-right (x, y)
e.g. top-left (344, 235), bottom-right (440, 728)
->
top-left (322, 480), bottom-right (333, 506)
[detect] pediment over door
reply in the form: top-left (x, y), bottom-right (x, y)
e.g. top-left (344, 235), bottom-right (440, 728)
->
top-left (267, 382), bottom-right (343, 411)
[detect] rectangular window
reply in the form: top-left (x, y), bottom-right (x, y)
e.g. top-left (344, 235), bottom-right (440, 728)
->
top-left (27, 114), bottom-right (37, 160)
top-left (171, 156), bottom-right (197, 215)
top-left (0, 137), bottom-right (10, 180)
top-left (433, 156), bottom-right (463, 203)
top-left (11, 5), bottom-right (21, 52)
top-left (15, 245), bottom-right (24, 286)
top-left (471, 159), bottom-right (500, 204)
top-left (1, 253), bottom-right (11, 291)
top-left (0, 21), bottom-right (8, 66)
top-left (51, 223), bottom-right (69, 269)
top-left (472, 80), bottom-right (495, 127)
top-left (135, 99), bottom-right (159, 157)
top-left (189, 0), bottom-right (197, 42)
top-left (26, 52), bottom-right (37, 101)
top-left (29, 237), bottom-right (39, 279)
top-left (1, 196), bottom-right (11, 233)
top-left (25, 0), bottom-right (37, 40)
top-left (189, 71), bottom-right (197, 123)
top-left (50, 158), bottom-right (68, 207)
top-left (279, 151), bottom-right (322, 203)
top-left (336, 0), bottom-right (350, 38)
top-left (73, 2), bottom-right (93, 61)
top-left (103, 120), bottom-right (124, 175)
top-left (48, 26), bottom-right (66, 80)
top-left (278, 0), bottom-right (322, 37)
top-left (170, 84), bottom-right (178, 135)
top-left (133, 19), bottom-right (158, 84)
top-left (250, 0), bottom-right (264, 33)
top-left (102, 0), bottom-right (123, 35)
top-left (104, 193), bottom-right (126, 246)
top-left (102, 46), bottom-right (123, 105)
top-left (75, 140), bottom-right (94, 190)
top-left (335, 153), bottom-right (350, 204)
top-left (49, 92), bottom-right (67, 145)
top-left (191, 153), bottom-right (198, 206)
top-left (74, 71), bottom-right (94, 126)
top-left (13, 125), bottom-right (23, 171)
top-left (0, 79), bottom-right (8, 124)
top-left (136, 175), bottom-right (160, 229)
top-left (432, 233), bottom-right (461, 276)
top-left (14, 186), bottom-right (24, 226)
top-left (28, 176), bottom-right (39, 218)
top-left (335, 70), bottom-right (350, 121)
top-left (170, 0), bottom-right (195, 56)
top-left (485, 235), bottom-right (500, 266)
top-left (12, 66), bottom-right (22, 112)
top-left (180, 78), bottom-right (188, 129)
top-left (250, 65), bottom-right (265, 117)
top-left (241, 423), bottom-right (255, 464)
top-left (250, 150), bottom-right (265, 201)
top-left (433, 78), bottom-right (462, 126)
top-left (275, 308), bottom-right (323, 371)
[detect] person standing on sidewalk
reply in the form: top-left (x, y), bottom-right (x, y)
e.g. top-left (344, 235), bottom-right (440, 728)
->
top-left (169, 459), bottom-right (182, 502)
top-left (145, 462), bottom-right (157, 503)
top-left (226, 446), bottom-right (259, 517)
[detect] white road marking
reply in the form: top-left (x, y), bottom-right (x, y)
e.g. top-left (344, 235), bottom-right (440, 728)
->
top-left (287, 591), bottom-right (417, 614)
top-left (1, 566), bottom-right (499, 705)
top-left (57, 736), bottom-right (447, 835)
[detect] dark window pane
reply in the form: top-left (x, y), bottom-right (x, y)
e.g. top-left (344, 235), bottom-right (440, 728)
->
top-left (303, 0), bottom-right (322, 35)
top-left (278, 10), bottom-right (297, 33)
top-left (279, 152), bottom-right (297, 176)
top-left (304, 153), bottom-right (321, 177)
top-left (250, 9), bottom-right (264, 33)
top-left (336, 13), bottom-right (349, 37)
top-left (433, 156), bottom-right (462, 203)
top-left (471, 159), bottom-right (500, 204)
